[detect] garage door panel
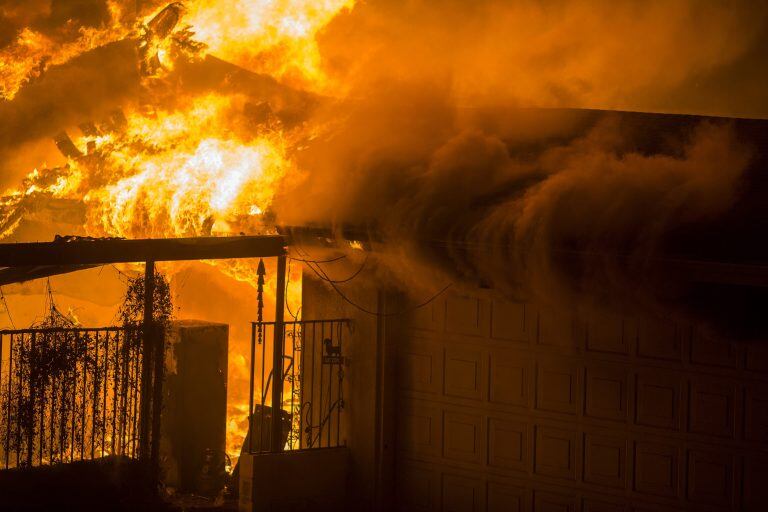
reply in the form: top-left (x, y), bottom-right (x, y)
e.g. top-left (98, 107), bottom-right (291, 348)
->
top-left (398, 463), bottom-right (440, 512)
top-left (690, 330), bottom-right (740, 369)
top-left (582, 496), bottom-right (629, 512)
top-left (491, 299), bottom-right (531, 343)
top-left (636, 317), bottom-right (682, 362)
top-left (536, 360), bottom-right (580, 415)
top-left (444, 410), bottom-right (484, 465)
top-left (633, 439), bottom-right (681, 498)
top-left (489, 348), bottom-right (531, 408)
top-left (399, 340), bottom-right (444, 395)
top-left (583, 434), bottom-right (628, 490)
top-left (442, 473), bottom-right (485, 512)
top-left (444, 346), bottom-right (486, 401)
top-left (585, 365), bottom-right (629, 422)
top-left (395, 287), bottom-right (765, 512)
top-left (399, 400), bottom-right (443, 459)
top-left (488, 416), bottom-right (530, 473)
top-left (445, 294), bottom-right (490, 338)
top-left (534, 426), bottom-right (578, 481)
top-left (585, 312), bottom-right (631, 355)
top-left (487, 482), bottom-right (529, 512)
top-left (687, 377), bottom-right (736, 438)
top-left (533, 490), bottom-right (577, 512)
top-left (686, 448), bottom-right (735, 507)
top-left (744, 342), bottom-right (768, 374)
top-left (537, 307), bottom-right (578, 351)
top-left (744, 384), bottom-right (768, 443)
top-left (635, 370), bottom-right (682, 431)
top-left (743, 454), bottom-right (768, 512)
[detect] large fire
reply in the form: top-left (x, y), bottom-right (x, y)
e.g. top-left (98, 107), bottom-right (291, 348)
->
top-left (83, 94), bottom-right (290, 238)
top-left (2, 94), bottom-right (291, 240)
top-left (0, 0), bottom-right (353, 465)
top-left (183, 0), bottom-right (354, 92)
top-left (1, 0), bottom-right (352, 100)
top-left (0, 1), bottom-right (131, 101)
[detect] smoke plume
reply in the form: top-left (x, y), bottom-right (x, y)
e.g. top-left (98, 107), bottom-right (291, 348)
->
top-left (275, 87), bottom-right (754, 328)
top-left (320, 0), bottom-right (768, 118)
top-left (0, 0), bottom-right (764, 333)
top-left (271, 0), bottom-right (766, 327)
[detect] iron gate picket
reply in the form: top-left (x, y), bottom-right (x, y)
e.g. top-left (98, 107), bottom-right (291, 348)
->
top-left (247, 318), bottom-right (349, 454)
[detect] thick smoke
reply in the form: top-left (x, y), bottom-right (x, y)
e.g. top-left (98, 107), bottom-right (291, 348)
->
top-left (272, 0), bottom-right (764, 330)
top-left (0, 0), bottom-right (763, 333)
top-left (464, 119), bottom-right (749, 298)
top-left (275, 88), bottom-right (753, 331)
top-left (320, 0), bottom-right (768, 118)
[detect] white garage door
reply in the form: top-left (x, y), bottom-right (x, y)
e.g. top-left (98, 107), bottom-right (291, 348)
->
top-left (394, 289), bottom-right (768, 511)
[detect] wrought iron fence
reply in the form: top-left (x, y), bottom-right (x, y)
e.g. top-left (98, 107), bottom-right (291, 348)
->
top-left (247, 319), bottom-right (349, 454)
top-left (0, 327), bottom-right (144, 469)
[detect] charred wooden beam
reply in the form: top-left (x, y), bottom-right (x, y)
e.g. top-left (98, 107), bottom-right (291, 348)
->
top-left (0, 235), bottom-right (287, 267)
top-left (0, 264), bottom-right (99, 286)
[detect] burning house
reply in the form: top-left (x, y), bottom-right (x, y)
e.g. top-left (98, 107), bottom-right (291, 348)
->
top-left (0, 1), bottom-right (767, 511)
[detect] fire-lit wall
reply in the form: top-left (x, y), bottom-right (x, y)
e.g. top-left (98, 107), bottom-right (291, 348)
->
top-left (393, 288), bottom-right (768, 512)
top-left (301, 273), bottom-right (386, 509)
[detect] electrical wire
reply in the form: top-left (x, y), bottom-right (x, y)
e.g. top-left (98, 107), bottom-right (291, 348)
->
top-left (110, 264), bottom-right (131, 281)
top-left (303, 259), bottom-right (452, 317)
top-left (293, 242), bottom-right (452, 316)
top-left (288, 255), bottom-right (347, 264)
top-left (285, 258), bottom-right (300, 321)
top-left (0, 286), bottom-right (15, 329)
top-left (290, 253), bottom-right (369, 285)
top-left (291, 238), bottom-right (361, 267)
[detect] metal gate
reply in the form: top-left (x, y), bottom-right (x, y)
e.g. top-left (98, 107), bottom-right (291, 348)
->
top-left (246, 318), bottom-right (349, 454)
top-left (0, 327), bottom-right (144, 469)
top-left (243, 256), bottom-right (350, 455)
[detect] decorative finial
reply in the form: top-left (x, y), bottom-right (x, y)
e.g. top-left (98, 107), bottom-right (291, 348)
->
top-left (256, 258), bottom-right (265, 344)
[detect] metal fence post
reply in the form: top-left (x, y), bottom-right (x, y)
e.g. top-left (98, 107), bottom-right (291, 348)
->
top-left (270, 255), bottom-right (287, 452)
top-left (150, 317), bottom-right (164, 477)
top-left (139, 260), bottom-right (155, 462)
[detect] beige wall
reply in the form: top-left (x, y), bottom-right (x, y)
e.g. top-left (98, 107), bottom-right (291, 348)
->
top-left (302, 274), bottom-right (385, 510)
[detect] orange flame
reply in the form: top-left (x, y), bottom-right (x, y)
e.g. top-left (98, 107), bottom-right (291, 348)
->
top-left (1, 0), bottom-right (355, 465)
top-left (80, 95), bottom-right (291, 239)
top-left (183, 0), bottom-right (355, 91)
top-left (0, 1), bottom-right (131, 100)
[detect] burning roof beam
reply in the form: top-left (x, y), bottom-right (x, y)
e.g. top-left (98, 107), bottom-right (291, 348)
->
top-left (0, 264), bottom-right (99, 286)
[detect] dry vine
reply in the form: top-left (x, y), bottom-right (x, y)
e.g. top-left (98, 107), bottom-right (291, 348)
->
top-left (1, 272), bottom-right (172, 467)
